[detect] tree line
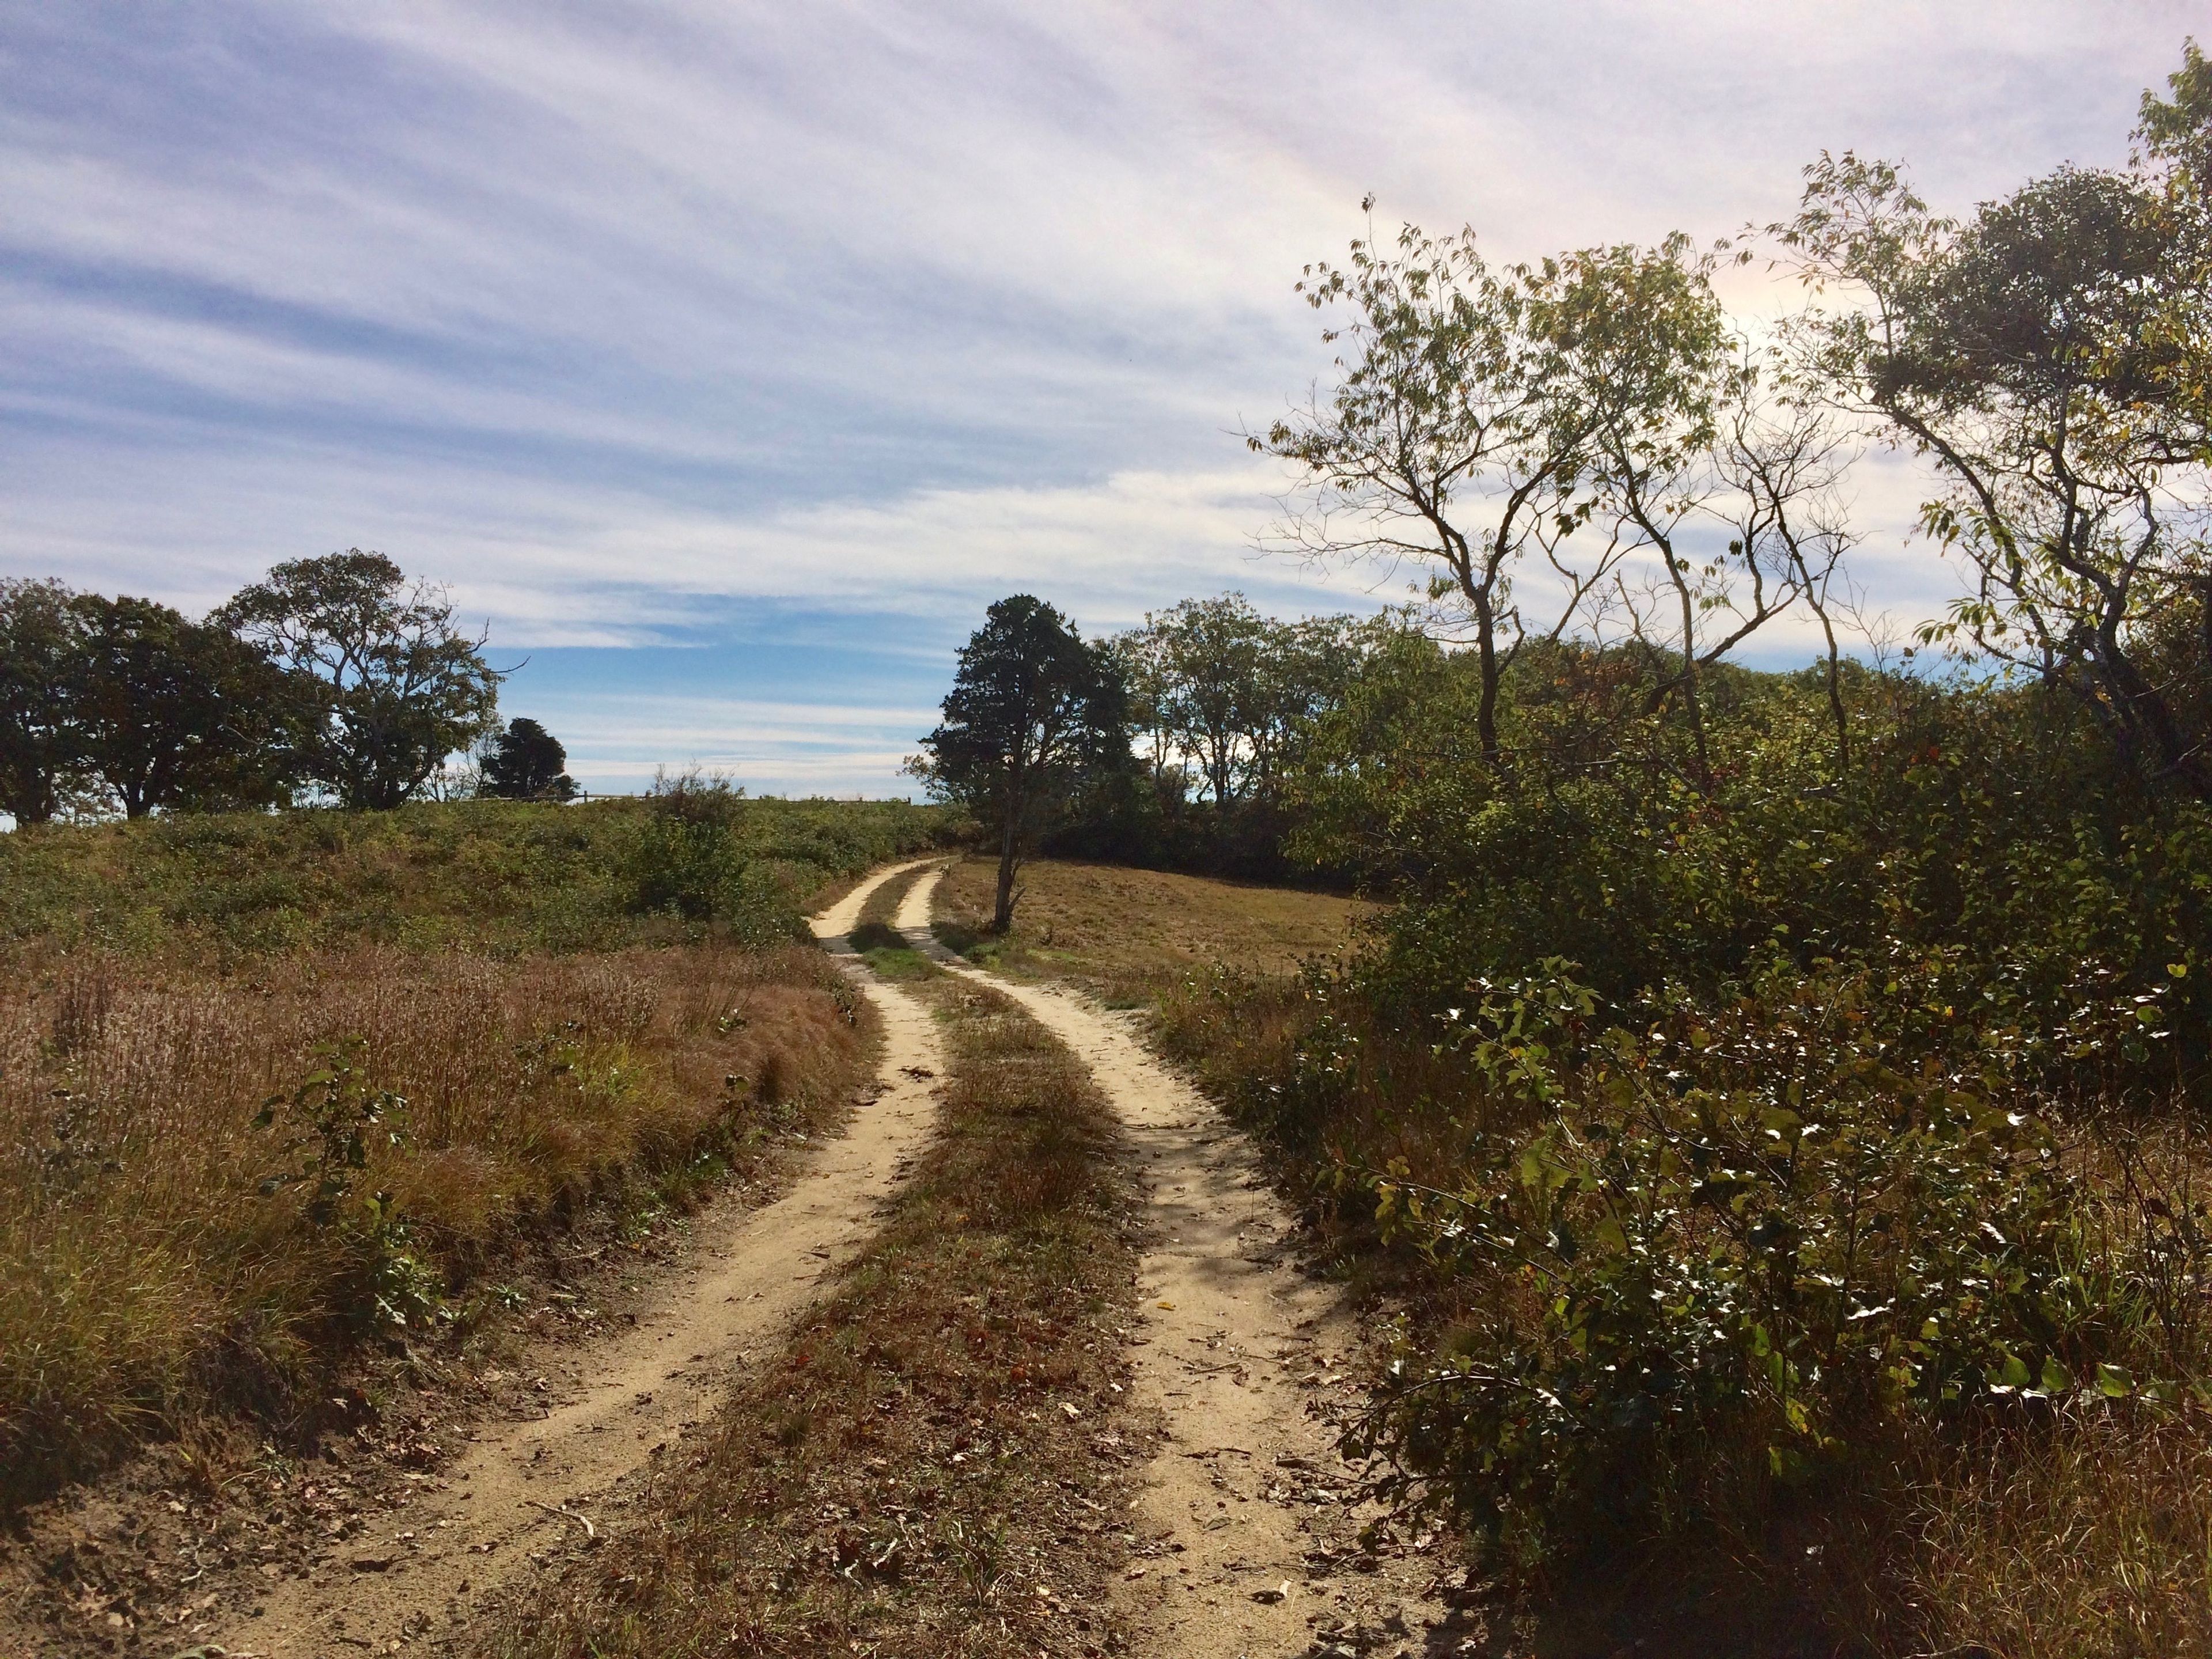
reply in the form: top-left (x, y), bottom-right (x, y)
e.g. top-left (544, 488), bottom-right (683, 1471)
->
top-left (0, 550), bottom-right (578, 825)
top-left (908, 591), bottom-right (1400, 930)
top-left (914, 37), bottom-right (2212, 945)
top-left (1233, 40), bottom-right (2212, 806)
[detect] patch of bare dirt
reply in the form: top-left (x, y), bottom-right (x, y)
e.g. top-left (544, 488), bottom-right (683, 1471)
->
top-left (897, 866), bottom-right (1469, 1659)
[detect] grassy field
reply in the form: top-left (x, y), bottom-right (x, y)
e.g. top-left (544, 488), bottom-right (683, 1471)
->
top-left (0, 797), bottom-right (948, 1512)
top-left (931, 854), bottom-right (1369, 1006)
top-left (0, 794), bottom-right (951, 962)
top-left (476, 969), bottom-right (1144, 1658)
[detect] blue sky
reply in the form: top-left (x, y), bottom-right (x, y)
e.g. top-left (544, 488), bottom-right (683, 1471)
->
top-left (1, 2), bottom-right (2200, 794)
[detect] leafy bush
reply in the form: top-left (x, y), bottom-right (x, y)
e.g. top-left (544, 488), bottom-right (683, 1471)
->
top-left (620, 771), bottom-right (914, 945)
top-left (1346, 960), bottom-right (2205, 1562)
top-left (1133, 633), bottom-right (2212, 1639)
top-left (1292, 638), bottom-right (2211, 1100)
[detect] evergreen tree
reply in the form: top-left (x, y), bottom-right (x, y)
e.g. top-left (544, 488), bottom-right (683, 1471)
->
top-left (481, 717), bottom-right (579, 801)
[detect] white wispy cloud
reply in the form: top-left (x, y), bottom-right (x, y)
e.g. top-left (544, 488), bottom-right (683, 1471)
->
top-left (0, 1), bottom-right (2199, 790)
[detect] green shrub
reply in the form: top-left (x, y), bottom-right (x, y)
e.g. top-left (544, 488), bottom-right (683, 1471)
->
top-left (1342, 958), bottom-right (2207, 1565)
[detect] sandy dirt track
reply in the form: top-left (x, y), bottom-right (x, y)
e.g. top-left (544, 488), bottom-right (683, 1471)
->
top-left (895, 866), bottom-right (1452, 1658)
top-left (203, 859), bottom-right (946, 1657)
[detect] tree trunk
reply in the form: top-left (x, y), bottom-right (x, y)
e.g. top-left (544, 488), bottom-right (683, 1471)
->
top-left (2099, 618), bottom-right (2211, 802)
top-left (1662, 545), bottom-right (1713, 788)
top-left (1474, 593), bottom-right (1502, 770)
top-left (1813, 601), bottom-right (1850, 775)
top-left (993, 804), bottom-right (1021, 933)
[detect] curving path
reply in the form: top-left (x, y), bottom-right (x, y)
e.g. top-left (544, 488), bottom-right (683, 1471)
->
top-left (893, 865), bottom-right (1452, 1658)
top-left (206, 860), bottom-right (948, 1657)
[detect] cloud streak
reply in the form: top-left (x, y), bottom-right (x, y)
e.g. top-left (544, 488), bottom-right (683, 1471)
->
top-left (0, 1), bottom-right (2200, 790)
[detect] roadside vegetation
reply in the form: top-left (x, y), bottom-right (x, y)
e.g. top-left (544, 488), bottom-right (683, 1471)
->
top-left (0, 786), bottom-right (950, 1512)
top-left (0, 785), bottom-right (947, 961)
top-left (478, 969), bottom-right (1143, 1658)
top-left (1152, 650), bottom-right (2212, 1652)
top-left (906, 48), bottom-right (2212, 1656)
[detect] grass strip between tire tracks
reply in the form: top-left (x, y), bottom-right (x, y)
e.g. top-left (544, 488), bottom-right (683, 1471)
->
top-left (476, 965), bottom-right (1149, 1658)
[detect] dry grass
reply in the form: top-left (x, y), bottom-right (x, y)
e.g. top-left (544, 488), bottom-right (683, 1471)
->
top-left (474, 971), bottom-right (1145, 1659)
top-left (0, 944), bottom-right (873, 1510)
top-left (933, 854), bottom-right (1370, 1007)
top-left (1880, 1407), bottom-right (2212, 1658)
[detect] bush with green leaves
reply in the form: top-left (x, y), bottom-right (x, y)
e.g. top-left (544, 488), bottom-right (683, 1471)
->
top-left (1293, 635), bottom-right (2211, 1101)
top-left (623, 771), bottom-right (815, 944)
top-left (253, 1037), bottom-right (441, 1332)
top-left (1343, 958), bottom-right (2206, 1564)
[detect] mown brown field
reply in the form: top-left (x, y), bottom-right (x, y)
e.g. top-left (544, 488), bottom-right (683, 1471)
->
top-left (932, 854), bottom-right (1369, 1007)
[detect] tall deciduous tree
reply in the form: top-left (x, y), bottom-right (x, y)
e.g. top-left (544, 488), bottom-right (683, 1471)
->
top-left (1113, 597), bottom-right (1392, 810)
top-left (0, 579), bottom-right (84, 826)
top-left (1147, 594), bottom-right (1269, 806)
top-left (911, 595), bottom-right (1127, 931)
top-left (1262, 213), bottom-right (1853, 787)
top-left (1539, 240), bottom-right (1844, 785)
top-left (1781, 44), bottom-right (2212, 797)
top-left (216, 551), bottom-right (503, 811)
top-left (68, 593), bottom-right (304, 817)
top-left (1255, 209), bottom-right (1600, 768)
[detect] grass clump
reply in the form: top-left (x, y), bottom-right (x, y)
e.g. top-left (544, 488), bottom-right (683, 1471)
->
top-left (475, 974), bottom-right (1142, 1658)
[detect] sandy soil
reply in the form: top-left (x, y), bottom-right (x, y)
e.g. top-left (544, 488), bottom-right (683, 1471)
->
top-left (192, 859), bottom-right (949, 1658)
top-left (895, 866), bottom-right (1457, 1659)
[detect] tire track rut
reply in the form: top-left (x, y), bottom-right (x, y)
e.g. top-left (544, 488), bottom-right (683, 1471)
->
top-left (894, 866), bottom-right (1454, 1658)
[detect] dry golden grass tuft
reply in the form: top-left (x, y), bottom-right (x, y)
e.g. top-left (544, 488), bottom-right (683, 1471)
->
top-left (1884, 1405), bottom-right (2212, 1658)
top-left (1, 943), bottom-right (872, 1510)
top-left (474, 971), bottom-right (1145, 1659)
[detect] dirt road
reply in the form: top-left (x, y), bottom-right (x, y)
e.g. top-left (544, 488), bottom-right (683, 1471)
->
top-left (203, 861), bottom-right (947, 1657)
top-left (894, 866), bottom-right (1452, 1658)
